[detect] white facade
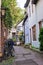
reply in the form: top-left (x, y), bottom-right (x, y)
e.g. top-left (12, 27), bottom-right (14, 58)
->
top-left (24, 18), bottom-right (30, 44)
top-left (8, 26), bottom-right (16, 39)
top-left (24, 0), bottom-right (43, 48)
top-left (17, 21), bottom-right (23, 32)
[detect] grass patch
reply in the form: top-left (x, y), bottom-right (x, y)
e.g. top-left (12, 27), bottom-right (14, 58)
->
top-left (24, 44), bottom-right (29, 48)
top-left (31, 46), bottom-right (40, 51)
top-left (32, 46), bottom-right (39, 49)
top-left (0, 57), bottom-right (15, 65)
top-left (24, 43), bottom-right (31, 48)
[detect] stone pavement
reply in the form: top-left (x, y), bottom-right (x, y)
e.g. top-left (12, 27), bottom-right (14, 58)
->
top-left (13, 46), bottom-right (43, 65)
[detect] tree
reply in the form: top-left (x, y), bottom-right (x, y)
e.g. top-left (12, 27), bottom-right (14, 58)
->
top-left (2, 0), bottom-right (25, 27)
top-left (4, 8), bottom-right (12, 29)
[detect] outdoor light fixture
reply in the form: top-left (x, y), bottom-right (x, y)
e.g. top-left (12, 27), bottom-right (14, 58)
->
top-left (1, 9), bottom-right (5, 16)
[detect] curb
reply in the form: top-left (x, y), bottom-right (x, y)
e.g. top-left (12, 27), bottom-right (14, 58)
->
top-left (29, 48), bottom-right (43, 54)
top-left (24, 45), bottom-right (43, 54)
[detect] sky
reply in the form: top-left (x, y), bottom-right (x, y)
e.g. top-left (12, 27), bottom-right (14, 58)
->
top-left (17, 0), bottom-right (26, 9)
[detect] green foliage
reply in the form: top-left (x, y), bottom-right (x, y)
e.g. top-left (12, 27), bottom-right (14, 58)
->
top-left (4, 8), bottom-right (12, 29)
top-left (2, 0), bottom-right (25, 27)
top-left (2, 0), bottom-right (17, 7)
top-left (0, 57), bottom-right (14, 65)
top-left (13, 37), bottom-right (16, 42)
top-left (39, 28), bottom-right (43, 51)
top-left (19, 31), bottom-right (24, 42)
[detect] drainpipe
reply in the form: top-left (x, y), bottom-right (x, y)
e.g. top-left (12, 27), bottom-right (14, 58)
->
top-left (24, 23), bottom-right (25, 44)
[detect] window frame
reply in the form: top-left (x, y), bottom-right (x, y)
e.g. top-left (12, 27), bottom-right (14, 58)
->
top-left (39, 21), bottom-right (42, 30)
top-left (32, 25), bottom-right (36, 41)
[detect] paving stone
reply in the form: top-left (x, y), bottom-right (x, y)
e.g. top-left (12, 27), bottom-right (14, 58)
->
top-left (15, 58), bottom-right (26, 61)
top-left (16, 59), bottom-right (38, 65)
top-left (24, 55), bottom-right (36, 59)
top-left (23, 52), bottom-right (31, 55)
top-left (13, 46), bottom-right (43, 65)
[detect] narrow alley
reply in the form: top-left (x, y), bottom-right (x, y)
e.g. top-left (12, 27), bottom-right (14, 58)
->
top-left (0, 0), bottom-right (43, 65)
top-left (13, 46), bottom-right (43, 65)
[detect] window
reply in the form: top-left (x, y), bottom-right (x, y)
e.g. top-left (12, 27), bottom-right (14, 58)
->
top-left (32, 25), bottom-right (36, 41)
top-left (31, 2), bottom-right (35, 14)
top-left (39, 21), bottom-right (42, 30)
top-left (32, 4), bottom-right (33, 13)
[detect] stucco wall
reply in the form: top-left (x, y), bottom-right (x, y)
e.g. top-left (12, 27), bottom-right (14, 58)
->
top-left (36, 0), bottom-right (43, 22)
top-left (25, 18), bottom-right (30, 44)
top-left (27, 0), bottom-right (43, 48)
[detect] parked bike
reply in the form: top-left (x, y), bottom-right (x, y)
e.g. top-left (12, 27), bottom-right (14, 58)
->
top-left (4, 39), bottom-right (14, 59)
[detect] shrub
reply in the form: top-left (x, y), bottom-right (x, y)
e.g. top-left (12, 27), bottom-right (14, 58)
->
top-left (39, 28), bottom-right (43, 51)
top-left (24, 43), bottom-right (31, 48)
top-left (12, 37), bottom-right (16, 42)
top-left (19, 31), bottom-right (24, 42)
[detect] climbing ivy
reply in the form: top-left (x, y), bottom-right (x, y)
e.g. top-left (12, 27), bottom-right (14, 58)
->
top-left (2, 0), bottom-right (25, 29)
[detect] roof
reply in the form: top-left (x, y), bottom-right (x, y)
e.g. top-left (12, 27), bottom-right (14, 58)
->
top-left (32, 0), bottom-right (39, 4)
top-left (23, 15), bottom-right (28, 25)
top-left (24, 0), bottom-right (30, 8)
top-left (15, 18), bottom-right (24, 28)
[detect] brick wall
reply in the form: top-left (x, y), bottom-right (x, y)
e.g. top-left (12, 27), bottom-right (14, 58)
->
top-left (0, 19), bottom-right (8, 57)
top-left (0, 8), bottom-right (1, 49)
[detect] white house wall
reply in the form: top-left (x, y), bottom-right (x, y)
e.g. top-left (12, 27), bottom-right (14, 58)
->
top-left (25, 18), bottom-right (30, 44)
top-left (8, 27), bottom-right (16, 39)
top-left (17, 21), bottom-right (23, 32)
top-left (36, 0), bottom-right (43, 22)
top-left (27, 0), bottom-right (43, 48)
